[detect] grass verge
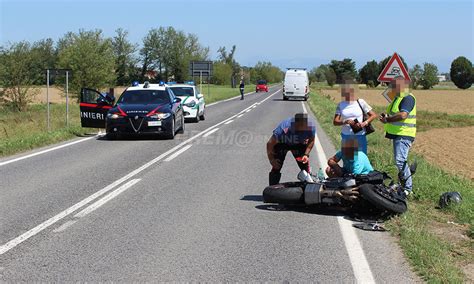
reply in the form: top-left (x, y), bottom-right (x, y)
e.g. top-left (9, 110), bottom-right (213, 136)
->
top-left (307, 90), bottom-right (474, 283)
top-left (0, 104), bottom-right (88, 157)
top-left (200, 84), bottom-right (257, 104)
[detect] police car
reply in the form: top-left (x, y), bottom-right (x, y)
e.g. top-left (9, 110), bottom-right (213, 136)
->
top-left (79, 81), bottom-right (185, 139)
top-left (168, 82), bottom-right (205, 122)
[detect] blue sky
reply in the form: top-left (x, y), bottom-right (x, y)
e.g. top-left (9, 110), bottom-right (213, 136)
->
top-left (1, 0), bottom-right (472, 72)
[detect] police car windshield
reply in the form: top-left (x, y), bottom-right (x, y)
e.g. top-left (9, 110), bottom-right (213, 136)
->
top-left (117, 90), bottom-right (170, 104)
top-left (170, 87), bottom-right (195, 97)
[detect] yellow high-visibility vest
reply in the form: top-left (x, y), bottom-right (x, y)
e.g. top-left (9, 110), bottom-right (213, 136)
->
top-left (384, 92), bottom-right (417, 138)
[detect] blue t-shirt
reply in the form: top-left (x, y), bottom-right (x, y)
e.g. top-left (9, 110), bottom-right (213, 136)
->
top-left (273, 117), bottom-right (316, 145)
top-left (335, 150), bottom-right (374, 175)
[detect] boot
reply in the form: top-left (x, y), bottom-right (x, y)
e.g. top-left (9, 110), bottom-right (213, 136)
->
top-left (269, 172), bottom-right (281, 186)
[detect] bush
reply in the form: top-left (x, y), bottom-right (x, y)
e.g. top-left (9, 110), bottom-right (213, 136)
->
top-left (450, 56), bottom-right (473, 89)
top-left (359, 60), bottom-right (380, 87)
top-left (57, 29), bottom-right (116, 98)
top-left (325, 68), bottom-right (337, 86)
top-left (0, 42), bottom-right (40, 111)
top-left (212, 61), bottom-right (233, 85)
top-left (419, 63), bottom-right (439, 89)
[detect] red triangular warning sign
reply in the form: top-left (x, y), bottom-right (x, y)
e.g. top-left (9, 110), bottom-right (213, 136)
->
top-left (377, 53), bottom-right (411, 82)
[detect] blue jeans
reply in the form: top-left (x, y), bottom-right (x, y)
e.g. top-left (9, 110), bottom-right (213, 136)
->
top-left (341, 134), bottom-right (367, 154)
top-left (393, 137), bottom-right (413, 191)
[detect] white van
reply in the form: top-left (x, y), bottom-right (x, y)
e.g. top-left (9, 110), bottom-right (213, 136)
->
top-left (283, 68), bottom-right (309, 101)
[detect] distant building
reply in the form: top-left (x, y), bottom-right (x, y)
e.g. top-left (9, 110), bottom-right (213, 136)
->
top-left (437, 75), bottom-right (446, 82)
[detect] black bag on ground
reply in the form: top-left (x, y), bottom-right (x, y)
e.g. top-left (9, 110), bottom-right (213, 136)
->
top-left (355, 171), bottom-right (384, 184)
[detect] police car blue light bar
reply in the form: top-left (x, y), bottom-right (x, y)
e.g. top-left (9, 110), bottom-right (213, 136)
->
top-left (132, 81), bottom-right (139, 86)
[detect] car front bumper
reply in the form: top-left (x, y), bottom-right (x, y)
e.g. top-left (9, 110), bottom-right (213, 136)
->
top-left (183, 105), bottom-right (199, 118)
top-left (106, 115), bottom-right (173, 135)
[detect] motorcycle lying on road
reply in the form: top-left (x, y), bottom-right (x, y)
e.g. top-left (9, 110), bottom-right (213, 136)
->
top-left (263, 164), bottom-right (417, 215)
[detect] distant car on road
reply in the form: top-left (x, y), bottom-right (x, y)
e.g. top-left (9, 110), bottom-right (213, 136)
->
top-left (255, 80), bottom-right (269, 92)
top-left (283, 68), bottom-right (309, 101)
top-left (168, 82), bottom-right (206, 122)
top-left (79, 81), bottom-right (185, 139)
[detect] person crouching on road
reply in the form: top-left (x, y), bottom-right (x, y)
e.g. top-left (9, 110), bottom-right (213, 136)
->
top-left (326, 138), bottom-right (374, 177)
top-left (239, 80), bottom-right (245, 100)
top-left (333, 82), bottom-right (377, 154)
top-left (266, 113), bottom-right (316, 185)
top-left (379, 76), bottom-right (416, 195)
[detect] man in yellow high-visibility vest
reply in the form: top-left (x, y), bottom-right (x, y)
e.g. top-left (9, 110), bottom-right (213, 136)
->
top-left (379, 76), bottom-right (416, 196)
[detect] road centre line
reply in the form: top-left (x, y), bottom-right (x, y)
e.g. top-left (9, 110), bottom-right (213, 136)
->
top-left (224, 120), bottom-right (233, 125)
top-left (74, 179), bottom-right (141, 218)
top-left (164, 144), bottom-right (193, 162)
top-left (202, 128), bottom-right (219, 138)
top-left (305, 101), bottom-right (375, 283)
top-left (52, 220), bottom-right (77, 233)
top-left (0, 89), bottom-right (280, 256)
top-left (237, 114), bottom-right (244, 118)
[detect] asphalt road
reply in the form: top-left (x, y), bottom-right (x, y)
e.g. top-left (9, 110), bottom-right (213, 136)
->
top-left (0, 85), bottom-right (418, 282)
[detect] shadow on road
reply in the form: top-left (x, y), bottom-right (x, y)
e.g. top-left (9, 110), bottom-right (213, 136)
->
top-left (241, 195), bottom-right (387, 224)
top-left (272, 98), bottom-right (305, 102)
top-left (96, 134), bottom-right (171, 141)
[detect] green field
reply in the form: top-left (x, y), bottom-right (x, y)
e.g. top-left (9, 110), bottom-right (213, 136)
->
top-left (0, 84), bottom-right (273, 158)
top-left (307, 91), bottom-right (474, 283)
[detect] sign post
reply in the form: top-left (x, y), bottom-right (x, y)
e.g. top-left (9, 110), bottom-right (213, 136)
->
top-left (377, 52), bottom-right (410, 102)
top-left (189, 61), bottom-right (213, 96)
top-left (45, 69), bottom-right (72, 130)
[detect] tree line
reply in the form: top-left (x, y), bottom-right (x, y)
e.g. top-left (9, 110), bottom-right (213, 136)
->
top-left (0, 27), bottom-right (283, 111)
top-left (309, 56), bottom-right (473, 90)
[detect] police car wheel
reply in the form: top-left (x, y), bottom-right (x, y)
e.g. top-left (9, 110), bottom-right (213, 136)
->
top-left (199, 110), bottom-right (205, 121)
top-left (106, 132), bottom-right (117, 140)
top-left (165, 118), bottom-right (175, 139)
top-left (178, 115), bottom-right (185, 134)
top-left (194, 109), bottom-right (200, 122)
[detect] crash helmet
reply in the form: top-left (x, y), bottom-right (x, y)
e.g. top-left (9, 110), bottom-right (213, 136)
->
top-left (438, 192), bottom-right (462, 208)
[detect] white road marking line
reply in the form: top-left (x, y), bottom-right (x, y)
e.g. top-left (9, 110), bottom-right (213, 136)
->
top-left (224, 120), bottom-right (233, 125)
top-left (203, 128), bottom-right (219, 138)
top-left (52, 220), bottom-right (77, 233)
top-left (301, 101), bottom-right (308, 113)
top-left (337, 217), bottom-right (376, 283)
top-left (245, 109), bottom-right (252, 113)
top-left (0, 136), bottom-right (97, 167)
top-left (309, 105), bottom-right (375, 283)
top-left (74, 179), bottom-right (141, 218)
top-left (237, 114), bottom-right (244, 118)
top-left (0, 89), bottom-right (281, 256)
top-left (164, 144), bottom-right (192, 162)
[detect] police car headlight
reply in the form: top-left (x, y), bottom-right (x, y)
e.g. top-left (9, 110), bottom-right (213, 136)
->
top-left (155, 113), bottom-right (171, 119)
top-left (108, 113), bottom-right (121, 119)
top-left (185, 101), bottom-right (196, 107)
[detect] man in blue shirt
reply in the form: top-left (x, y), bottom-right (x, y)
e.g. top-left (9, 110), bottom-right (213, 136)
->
top-left (326, 138), bottom-right (374, 177)
top-left (266, 113), bottom-right (316, 185)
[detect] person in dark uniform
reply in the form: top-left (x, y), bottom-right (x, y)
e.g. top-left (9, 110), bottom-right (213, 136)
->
top-left (239, 80), bottom-right (245, 100)
top-left (266, 113), bottom-right (316, 185)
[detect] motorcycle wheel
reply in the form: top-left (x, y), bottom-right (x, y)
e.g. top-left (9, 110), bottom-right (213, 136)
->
top-left (263, 182), bottom-right (304, 204)
top-left (359, 183), bottom-right (407, 214)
